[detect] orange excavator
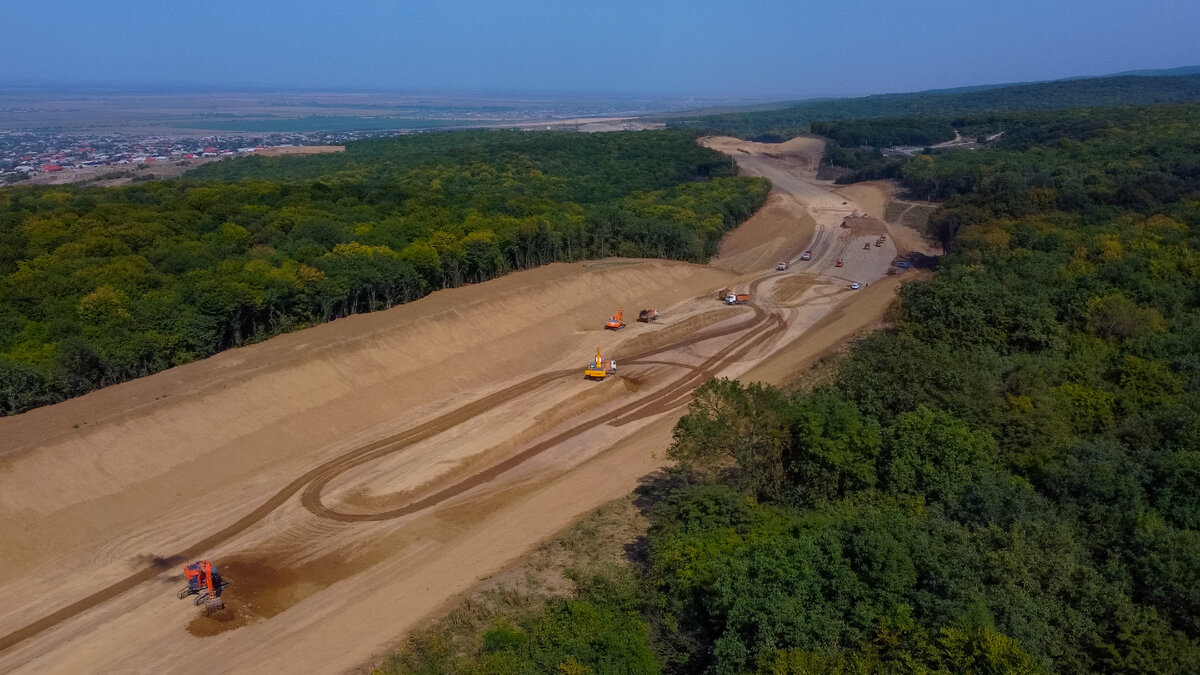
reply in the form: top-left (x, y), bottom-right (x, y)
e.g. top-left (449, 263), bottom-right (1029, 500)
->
top-left (177, 560), bottom-right (227, 612)
top-left (605, 308), bottom-right (625, 330)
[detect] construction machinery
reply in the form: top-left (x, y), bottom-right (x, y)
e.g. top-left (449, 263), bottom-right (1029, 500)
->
top-left (725, 292), bottom-right (751, 305)
top-left (835, 259), bottom-right (844, 267)
top-left (177, 560), bottom-right (227, 612)
top-left (637, 308), bottom-right (658, 323)
top-left (584, 346), bottom-right (615, 380)
top-left (801, 250), bottom-right (812, 261)
top-left (776, 261), bottom-right (790, 271)
top-left (604, 308), bottom-right (625, 330)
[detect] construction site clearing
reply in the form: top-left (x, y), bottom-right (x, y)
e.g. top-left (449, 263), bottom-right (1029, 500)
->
top-left (0, 134), bottom-right (938, 674)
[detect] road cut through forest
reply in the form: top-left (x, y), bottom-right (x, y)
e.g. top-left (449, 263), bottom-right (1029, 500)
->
top-left (0, 135), bottom-right (930, 673)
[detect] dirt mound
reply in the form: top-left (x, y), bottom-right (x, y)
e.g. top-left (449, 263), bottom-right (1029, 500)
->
top-left (701, 135), bottom-right (825, 169)
top-left (185, 597), bottom-right (254, 637)
top-left (834, 181), bottom-right (892, 219)
top-left (715, 193), bottom-right (814, 273)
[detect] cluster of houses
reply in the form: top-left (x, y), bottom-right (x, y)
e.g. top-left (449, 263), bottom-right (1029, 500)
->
top-left (0, 134), bottom-right (263, 181)
top-left (0, 130), bottom-right (349, 183)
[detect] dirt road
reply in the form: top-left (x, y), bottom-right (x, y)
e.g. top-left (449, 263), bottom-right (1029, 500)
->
top-left (0, 136), bottom-right (923, 673)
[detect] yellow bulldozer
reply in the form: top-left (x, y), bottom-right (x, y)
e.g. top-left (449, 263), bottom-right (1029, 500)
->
top-left (584, 346), bottom-right (615, 380)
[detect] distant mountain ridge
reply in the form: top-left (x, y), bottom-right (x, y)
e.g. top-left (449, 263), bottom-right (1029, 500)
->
top-left (912, 64), bottom-right (1200, 96)
top-left (1106, 65), bottom-right (1200, 78)
top-left (672, 69), bottom-right (1200, 140)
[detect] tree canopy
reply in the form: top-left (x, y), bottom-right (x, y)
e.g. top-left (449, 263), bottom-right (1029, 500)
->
top-left (381, 100), bottom-right (1200, 674)
top-left (0, 130), bottom-right (768, 414)
top-left (644, 100), bottom-right (1200, 673)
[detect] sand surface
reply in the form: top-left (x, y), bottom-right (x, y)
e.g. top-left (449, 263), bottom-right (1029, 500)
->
top-left (254, 145), bottom-right (345, 156)
top-left (0, 135), bottom-right (928, 673)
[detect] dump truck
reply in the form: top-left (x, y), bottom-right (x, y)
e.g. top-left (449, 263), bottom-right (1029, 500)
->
top-left (584, 346), bottom-right (614, 380)
top-left (776, 261), bottom-right (789, 271)
top-left (725, 292), bottom-right (751, 305)
top-left (835, 259), bottom-right (844, 267)
top-left (637, 309), bottom-right (658, 323)
top-left (604, 308), bottom-right (625, 330)
top-left (801, 250), bottom-right (812, 261)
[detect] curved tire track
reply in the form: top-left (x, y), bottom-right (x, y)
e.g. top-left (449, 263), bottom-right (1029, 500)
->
top-left (0, 287), bottom-right (782, 654)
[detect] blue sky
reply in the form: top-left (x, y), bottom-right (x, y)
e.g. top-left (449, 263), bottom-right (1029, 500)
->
top-left (4, 0), bottom-right (1200, 98)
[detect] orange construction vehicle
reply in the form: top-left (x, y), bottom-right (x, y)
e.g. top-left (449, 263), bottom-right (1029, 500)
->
top-left (177, 560), bottom-right (227, 612)
top-left (605, 308), bottom-right (625, 330)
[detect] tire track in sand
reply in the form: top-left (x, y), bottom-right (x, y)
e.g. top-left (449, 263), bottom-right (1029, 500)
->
top-left (303, 311), bottom-right (786, 520)
top-left (0, 286), bottom-right (780, 653)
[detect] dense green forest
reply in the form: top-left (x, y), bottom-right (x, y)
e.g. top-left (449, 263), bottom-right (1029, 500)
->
top-left (809, 117), bottom-right (958, 148)
top-left (832, 104), bottom-right (1200, 252)
top-left (0, 130), bottom-right (768, 414)
top-left (672, 73), bottom-right (1200, 141)
top-left (380, 103), bottom-right (1200, 673)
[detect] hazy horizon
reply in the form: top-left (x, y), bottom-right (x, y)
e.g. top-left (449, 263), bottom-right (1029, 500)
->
top-left (5, 1), bottom-right (1200, 99)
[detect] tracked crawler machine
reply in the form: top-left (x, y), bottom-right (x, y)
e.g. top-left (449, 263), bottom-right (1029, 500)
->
top-left (177, 560), bottom-right (227, 612)
top-left (584, 346), bottom-right (615, 380)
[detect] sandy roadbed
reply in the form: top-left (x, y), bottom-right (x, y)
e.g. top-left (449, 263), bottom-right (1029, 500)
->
top-left (0, 136), bottom-right (929, 673)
